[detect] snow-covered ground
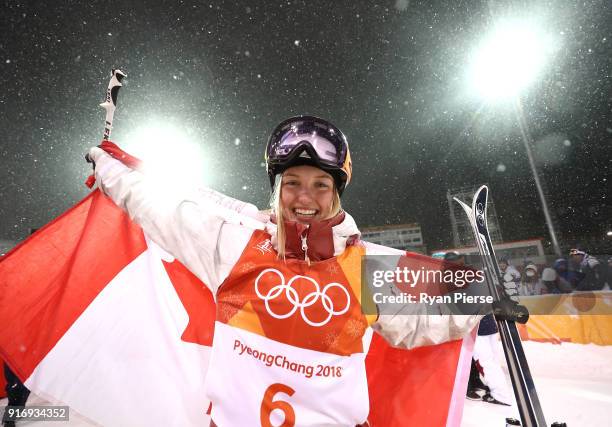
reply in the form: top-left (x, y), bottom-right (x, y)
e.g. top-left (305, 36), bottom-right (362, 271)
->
top-left (2, 341), bottom-right (611, 426)
top-left (462, 340), bottom-right (612, 427)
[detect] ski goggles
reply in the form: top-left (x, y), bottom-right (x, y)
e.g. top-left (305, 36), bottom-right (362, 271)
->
top-left (266, 118), bottom-right (349, 170)
top-left (569, 248), bottom-right (586, 256)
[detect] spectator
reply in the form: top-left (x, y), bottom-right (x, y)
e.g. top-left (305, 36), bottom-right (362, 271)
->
top-left (541, 268), bottom-right (562, 294)
top-left (520, 262), bottom-right (545, 296)
top-left (499, 257), bottom-right (521, 283)
top-left (553, 258), bottom-right (578, 292)
top-left (569, 248), bottom-right (605, 291)
top-left (551, 259), bottom-right (574, 293)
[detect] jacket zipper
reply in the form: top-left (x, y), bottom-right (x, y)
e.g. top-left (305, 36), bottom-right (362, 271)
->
top-left (301, 225), bottom-right (310, 263)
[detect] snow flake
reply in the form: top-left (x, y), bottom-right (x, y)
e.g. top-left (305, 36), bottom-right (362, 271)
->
top-left (496, 164), bottom-right (506, 172)
top-left (234, 138), bottom-right (241, 146)
top-left (294, 40), bottom-right (300, 47)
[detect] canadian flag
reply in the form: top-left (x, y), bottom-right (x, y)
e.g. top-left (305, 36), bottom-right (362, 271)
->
top-left (0, 179), bottom-right (474, 427)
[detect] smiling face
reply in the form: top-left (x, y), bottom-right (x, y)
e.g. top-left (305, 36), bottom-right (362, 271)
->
top-left (280, 165), bottom-right (336, 224)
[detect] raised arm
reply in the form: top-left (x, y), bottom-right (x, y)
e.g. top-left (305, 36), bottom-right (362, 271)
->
top-left (88, 146), bottom-right (261, 293)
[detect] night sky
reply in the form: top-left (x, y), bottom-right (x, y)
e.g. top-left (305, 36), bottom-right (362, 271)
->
top-left (1, 0), bottom-right (610, 253)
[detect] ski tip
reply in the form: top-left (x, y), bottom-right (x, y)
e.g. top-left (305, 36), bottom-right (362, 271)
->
top-left (476, 184), bottom-right (488, 194)
top-left (453, 197), bottom-right (472, 213)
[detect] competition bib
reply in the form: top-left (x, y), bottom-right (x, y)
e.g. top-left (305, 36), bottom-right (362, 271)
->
top-left (206, 230), bottom-right (374, 426)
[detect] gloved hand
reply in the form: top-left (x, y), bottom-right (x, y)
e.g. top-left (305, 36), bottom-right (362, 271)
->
top-left (84, 146), bottom-right (110, 188)
top-left (85, 146), bottom-right (106, 167)
top-left (492, 297), bottom-right (529, 324)
top-left (85, 152), bottom-right (95, 168)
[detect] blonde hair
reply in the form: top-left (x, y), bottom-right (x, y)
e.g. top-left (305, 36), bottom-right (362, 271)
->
top-left (270, 174), bottom-right (342, 260)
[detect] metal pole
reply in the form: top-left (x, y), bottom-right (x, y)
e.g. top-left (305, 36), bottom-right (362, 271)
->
top-left (514, 98), bottom-right (562, 256)
top-left (447, 189), bottom-right (461, 248)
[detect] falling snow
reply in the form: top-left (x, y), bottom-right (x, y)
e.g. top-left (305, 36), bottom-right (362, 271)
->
top-left (0, 0), bottom-right (609, 257)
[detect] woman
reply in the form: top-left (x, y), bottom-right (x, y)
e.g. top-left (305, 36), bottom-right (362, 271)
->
top-left (519, 262), bottom-right (545, 296)
top-left (88, 115), bottom-right (480, 426)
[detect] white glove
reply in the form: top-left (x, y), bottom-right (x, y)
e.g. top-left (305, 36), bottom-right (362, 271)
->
top-left (86, 146), bottom-right (108, 166)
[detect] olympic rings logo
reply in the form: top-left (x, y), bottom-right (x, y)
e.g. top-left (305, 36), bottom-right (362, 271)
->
top-left (254, 268), bottom-right (351, 327)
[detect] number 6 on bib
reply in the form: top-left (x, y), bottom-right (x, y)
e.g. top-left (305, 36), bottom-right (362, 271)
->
top-left (260, 383), bottom-right (296, 427)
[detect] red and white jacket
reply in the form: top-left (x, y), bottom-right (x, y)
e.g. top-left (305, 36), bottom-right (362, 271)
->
top-left (90, 146), bottom-right (480, 426)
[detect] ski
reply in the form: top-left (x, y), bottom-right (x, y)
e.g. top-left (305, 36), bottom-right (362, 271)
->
top-left (454, 185), bottom-right (547, 427)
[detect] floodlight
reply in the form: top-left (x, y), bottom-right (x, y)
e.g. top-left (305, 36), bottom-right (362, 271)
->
top-left (469, 21), bottom-right (552, 100)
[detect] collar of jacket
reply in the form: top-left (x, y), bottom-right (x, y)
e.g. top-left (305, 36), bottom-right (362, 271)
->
top-left (265, 211), bottom-right (361, 262)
